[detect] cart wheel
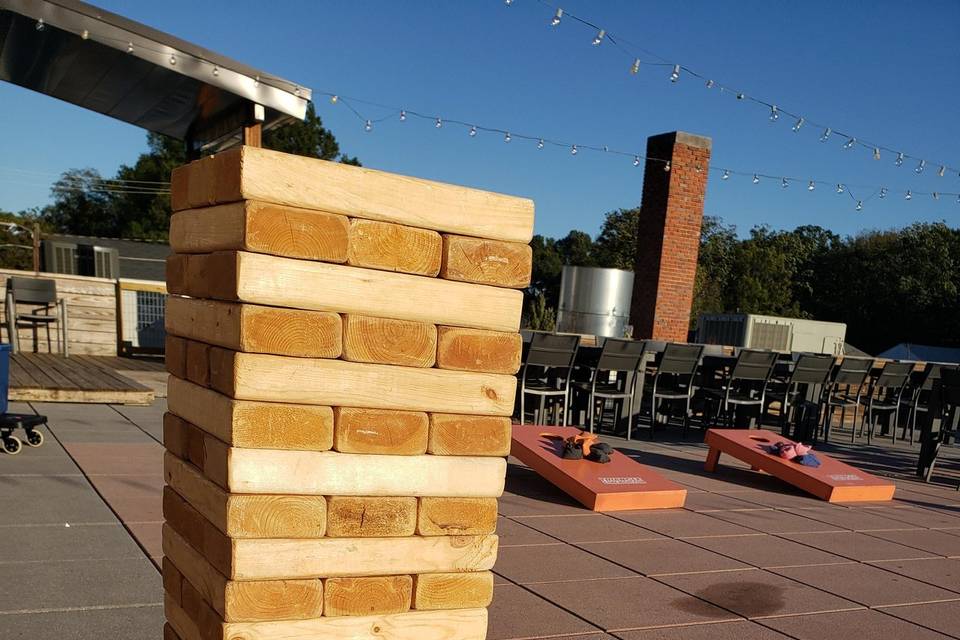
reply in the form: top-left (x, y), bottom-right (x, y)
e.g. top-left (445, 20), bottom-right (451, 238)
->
top-left (25, 430), bottom-right (44, 447)
top-left (3, 436), bottom-right (22, 455)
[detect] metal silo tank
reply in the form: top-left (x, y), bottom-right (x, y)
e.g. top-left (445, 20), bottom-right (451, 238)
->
top-left (556, 265), bottom-right (635, 338)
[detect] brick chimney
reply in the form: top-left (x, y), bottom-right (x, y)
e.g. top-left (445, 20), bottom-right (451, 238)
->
top-left (631, 131), bottom-right (712, 342)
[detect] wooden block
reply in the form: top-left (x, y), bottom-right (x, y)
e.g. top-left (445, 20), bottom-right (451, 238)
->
top-left (166, 254), bottom-right (189, 295)
top-left (164, 452), bottom-right (328, 537)
top-left (436, 327), bottom-right (522, 374)
top-left (162, 556), bottom-right (183, 605)
top-left (413, 572), bottom-right (494, 610)
top-left (167, 377), bottom-right (333, 451)
top-left (163, 412), bottom-right (187, 458)
top-left (440, 235), bottom-right (532, 288)
top-left (180, 574), bottom-right (223, 640)
top-left (171, 145), bottom-right (534, 243)
top-left (165, 594), bottom-right (202, 640)
top-left (417, 498), bottom-right (498, 536)
top-left (205, 447), bottom-right (506, 497)
top-left (166, 335), bottom-right (188, 378)
top-left (164, 486), bottom-right (232, 575)
top-left (209, 349), bottom-right (516, 416)
top-left (333, 407), bottom-right (428, 455)
top-left (168, 420), bottom-right (231, 489)
top-left (170, 200), bottom-right (349, 262)
top-left (231, 534), bottom-right (499, 580)
top-left (163, 623), bottom-right (182, 640)
top-left (347, 219), bottom-right (442, 276)
top-left (163, 527), bottom-right (325, 622)
top-left (325, 496), bottom-right (417, 537)
top-left (341, 315), bottom-right (436, 368)
top-left (185, 340), bottom-right (211, 387)
top-left (182, 251), bottom-right (522, 333)
top-left (324, 576), bottom-right (413, 617)
top-left (166, 297), bottom-right (342, 358)
top-left (428, 414), bottom-right (512, 456)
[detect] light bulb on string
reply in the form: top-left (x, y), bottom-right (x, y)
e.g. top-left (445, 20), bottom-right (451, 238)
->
top-left (364, 119), bottom-right (372, 132)
top-left (630, 58), bottom-right (641, 74)
top-left (469, 126), bottom-right (477, 137)
top-left (782, 178), bottom-right (789, 188)
top-left (957, 195), bottom-right (960, 205)
top-left (633, 156), bottom-right (641, 167)
top-left (294, 86), bottom-right (301, 97)
top-left (663, 160), bottom-right (671, 172)
top-left (722, 170), bottom-right (730, 180)
top-left (504, 132), bottom-right (511, 143)
top-left (592, 29), bottom-right (605, 46)
top-left (880, 188), bottom-right (887, 199)
top-left (752, 174), bottom-right (760, 184)
top-left (938, 165), bottom-right (946, 177)
top-left (126, 42), bottom-right (134, 53)
top-left (819, 128), bottom-right (831, 142)
top-left (254, 76), bottom-right (261, 87)
top-left (856, 201), bottom-right (863, 211)
top-left (836, 184), bottom-right (845, 194)
top-left (769, 105), bottom-right (779, 122)
top-left (571, 145), bottom-right (578, 155)
top-left (905, 190), bottom-right (913, 200)
top-left (933, 192), bottom-right (940, 201)
top-left (916, 160), bottom-right (926, 173)
top-left (705, 79), bottom-right (714, 88)
top-left (399, 110), bottom-right (406, 121)
top-left (670, 65), bottom-right (680, 82)
top-left (550, 8), bottom-right (562, 26)
top-left (808, 181), bottom-right (815, 191)
top-left (791, 117), bottom-right (804, 132)
top-left (843, 137), bottom-right (856, 150)
top-left (36, 18), bottom-right (44, 31)
top-left (895, 152), bottom-right (904, 166)
top-left (329, 94), bottom-right (337, 103)
top-left (504, 0), bottom-right (513, 5)
top-left (212, 66), bottom-right (219, 76)
top-left (169, 55), bottom-right (176, 66)
top-left (873, 148), bottom-right (881, 160)
top-left (736, 92), bottom-right (745, 100)
top-left (537, 138), bottom-right (544, 149)
top-left (81, 29), bottom-right (89, 40)
top-left (435, 117), bottom-right (443, 128)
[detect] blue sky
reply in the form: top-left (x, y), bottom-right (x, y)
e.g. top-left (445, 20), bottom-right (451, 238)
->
top-left (1, 0), bottom-right (958, 240)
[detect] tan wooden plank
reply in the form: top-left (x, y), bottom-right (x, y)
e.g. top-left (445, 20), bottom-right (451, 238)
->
top-left (163, 524), bottom-right (228, 618)
top-left (440, 235), bottom-right (532, 288)
top-left (164, 452), bottom-right (328, 538)
top-left (324, 576), bottom-right (412, 617)
top-left (341, 315), bottom-right (436, 368)
top-left (170, 200), bottom-right (349, 262)
top-left (179, 573), bottom-right (224, 640)
top-left (347, 219), bottom-right (442, 276)
top-left (333, 407), bottom-right (428, 455)
top-left (220, 447), bottom-right (506, 497)
top-left (171, 145), bottom-right (534, 243)
top-left (163, 622), bottom-right (182, 640)
top-left (325, 497), bottom-right (418, 537)
top-left (181, 251), bottom-right (522, 333)
top-left (167, 376), bottom-right (333, 450)
top-left (427, 414), bottom-right (512, 456)
top-left (166, 297), bottom-right (342, 358)
top-left (231, 534), bottom-right (499, 580)
top-left (417, 498), bottom-right (499, 536)
top-left (412, 573), bottom-right (494, 610)
top-left (166, 336), bottom-right (188, 378)
top-left (164, 594), bottom-right (202, 640)
top-left (164, 486), bottom-right (233, 576)
top-left (221, 607), bottom-right (488, 640)
top-left (166, 254), bottom-right (189, 295)
top-left (163, 557), bottom-right (184, 605)
top-left (185, 340), bottom-right (211, 387)
top-left (7, 387), bottom-right (153, 405)
top-left (436, 327), bottom-right (522, 374)
top-left (163, 412), bottom-right (187, 458)
top-left (209, 349), bottom-right (516, 416)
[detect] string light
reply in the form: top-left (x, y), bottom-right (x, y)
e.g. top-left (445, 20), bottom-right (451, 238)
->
top-left (400, 110), bottom-right (406, 121)
top-left (253, 76), bottom-right (260, 87)
top-left (435, 117), bottom-right (443, 128)
top-left (933, 192), bottom-right (940, 200)
top-left (873, 148), bottom-right (881, 160)
top-left (469, 125), bottom-right (477, 137)
top-left (722, 170), bottom-right (730, 180)
top-left (752, 174), bottom-right (760, 184)
top-left (808, 181), bottom-right (815, 191)
top-left (895, 152), bottom-right (904, 166)
top-left (670, 65), bottom-right (680, 82)
top-left (81, 29), bottom-right (89, 40)
top-left (769, 105), bottom-right (779, 122)
top-left (843, 137), bottom-right (856, 150)
top-left (364, 119), bottom-right (372, 132)
top-left (504, 131), bottom-right (512, 143)
top-left (537, 138), bottom-right (544, 148)
top-left (504, 0), bottom-right (513, 5)
top-left (781, 177), bottom-right (788, 188)
top-left (791, 117), bottom-right (804, 132)
top-left (630, 58), bottom-right (640, 74)
top-left (938, 165), bottom-right (946, 177)
top-left (819, 128), bottom-right (831, 142)
top-left (35, 18), bottom-right (44, 31)
top-left (571, 144), bottom-right (578, 155)
top-left (126, 42), bottom-right (134, 53)
top-left (169, 54), bottom-right (176, 66)
top-left (634, 156), bottom-right (641, 167)
top-left (856, 200), bottom-right (863, 211)
top-left (836, 183), bottom-right (845, 193)
top-left (905, 190), bottom-right (913, 200)
top-left (550, 8), bottom-right (563, 26)
top-left (736, 92), bottom-right (745, 100)
top-left (916, 159), bottom-right (926, 174)
top-left (705, 79), bottom-right (714, 89)
top-left (880, 188), bottom-right (887, 198)
top-left (330, 94), bottom-right (338, 104)
top-left (591, 29), bottom-right (605, 46)
top-left (212, 65), bottom-right (219, 76)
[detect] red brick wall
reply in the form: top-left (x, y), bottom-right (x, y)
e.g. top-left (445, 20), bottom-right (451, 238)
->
top-left (631, 132), bottom-right (711, 342)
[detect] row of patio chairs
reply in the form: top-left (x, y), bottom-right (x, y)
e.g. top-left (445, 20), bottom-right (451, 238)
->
top-left (517, 332), bottom-right (955, 444)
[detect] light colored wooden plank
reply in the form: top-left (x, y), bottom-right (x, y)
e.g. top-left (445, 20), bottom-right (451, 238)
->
top-left (164, 452), bottom-right (328, 537)
top-left (166, 254), bottom-right (189, 295)
top-left (166, 336), bottom-right (188, 378)
top-left (412, 573), bottom-right (494, 610)
top-left (428, 414), bottom-right (512, 456)
top-left (163, 524), bottom-right (227, 618)
top-left (163, 557), bottom-right (183, 605)
top-left (325, 497), bottom-right (417, 537)
top-left (184, 251), bottom-right (522, 333)
top-left (341, 315), bottom-right (436, 368)
top-left (167, 376), bottom-right (334, 450)
top-left (164, 486), bottom-right (232, 575)
top-left (417, 498), bottom-right (498, 536)
top-left (8, 387), bottom-right (153, 404)
top-left (179, 572), bottom-right (224, 640)
top-left (164, 623), bottom-right (182, 640)
top-left (163, 412), bottom-right (187, 458)
top-left (324, 576), bottom-right (413, 617)
top-left (221, 607), bottom-right (488, 640)
top-left (436, 327), bottom-right (522, 374)
top-left (440, 235), bottom-right (532, 288)
top-left (209, 349), bottom-right (516, 416)
top-left (170, 200), bottom-right (349, 262)
top-left (166, 296), bottom-right (342, 358)
top-left (165, 594), bottom-right (201, 640)
top-left (221, 447), bottom-right (506, 497)
top-left (231, 535), bottom-right (499, 580)
top-left (333, 407), bottom-right (428, 455)
top-left (171, 145), bottom-right (534, 243)
top-left (347, 219), bottom-right (442, 276)
top-left (185, 340), bottom-right (211, 387)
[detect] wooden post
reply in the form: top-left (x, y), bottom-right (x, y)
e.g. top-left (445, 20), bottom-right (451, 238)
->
top-left (32, 223), bottom-right (40, 273)
top-left (241, 122), bottom-right (261, 148)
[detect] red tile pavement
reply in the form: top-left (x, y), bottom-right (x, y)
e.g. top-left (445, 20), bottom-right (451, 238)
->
top-left (759, 609), bottom-right (951, 640)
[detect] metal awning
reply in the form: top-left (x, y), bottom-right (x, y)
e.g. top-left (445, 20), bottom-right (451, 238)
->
top-left (0, 0), bottom-right (311, 151)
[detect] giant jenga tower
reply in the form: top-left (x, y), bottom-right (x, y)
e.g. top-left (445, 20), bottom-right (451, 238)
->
top-left (161, 146), bottom-right (533, 640)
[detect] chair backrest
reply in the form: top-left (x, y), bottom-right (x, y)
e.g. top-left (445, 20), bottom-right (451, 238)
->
top-left (939, 367), bottom-right (960, 408)
top-left (789, 353), bottom-right (836, 386)
top-left (918, 363), bottom-right (951, 391)
top-left (657, 343), bottom-right (704, 377)
top-left (7, 276), bottom-right (57, 305)
top-left (873, 360), bottom-right (915, 391)
top-left (524, 332), bottom-right (580, 369)
top-left (729, 349), bottom-right (778, 382)
top-left (644, 340), bottom-right (667, 354)
top-left (832, 357), bottom-right (873, 386)
top-left (595, 338), bottom-right (646, 374)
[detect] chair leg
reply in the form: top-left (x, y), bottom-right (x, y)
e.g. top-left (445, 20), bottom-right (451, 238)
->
top-left (627, 395), bottom-right (634, 441)
top-left (538, 395), bottom-right (546, 426)
top-left (520, 390), bottom-right (526, 426)
top-left (588, 393), bottom-right (596, 433)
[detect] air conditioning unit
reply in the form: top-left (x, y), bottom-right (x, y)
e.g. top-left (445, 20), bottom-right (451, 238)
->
top-left (696, 313), bottom-right (846, 355)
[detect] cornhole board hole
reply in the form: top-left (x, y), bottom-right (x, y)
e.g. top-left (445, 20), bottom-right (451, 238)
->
top-left (511, 425), bottom-right (687, 511)
top-left (704, 428), bottom-right (896, 503)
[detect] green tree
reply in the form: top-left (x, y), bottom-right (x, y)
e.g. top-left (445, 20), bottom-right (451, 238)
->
top-left (593, 207), bottom-right (639, 269)
top-left (555, 230), bottom-right (597, 267)
top-left (41, 168), bottom-right (120, 237)
top-left (691, 216), bottom-right (737, 324)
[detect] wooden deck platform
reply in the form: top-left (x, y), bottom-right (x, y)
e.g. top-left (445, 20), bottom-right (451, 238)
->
top-left (8, 353), bottom-right (160, 405)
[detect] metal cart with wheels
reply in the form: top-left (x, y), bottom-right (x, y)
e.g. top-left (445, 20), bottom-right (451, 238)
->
top-left (0, 344), bottom-right (47, 455)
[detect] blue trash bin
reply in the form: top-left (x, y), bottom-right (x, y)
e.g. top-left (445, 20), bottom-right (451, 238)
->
top-left (0, 344), bottom-right (9, 415)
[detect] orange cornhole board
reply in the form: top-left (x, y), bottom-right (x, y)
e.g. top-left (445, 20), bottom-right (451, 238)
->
top-left (511, 425), bottom-right (687, 511)
top-left (704, 429), bottom-right (896, 503)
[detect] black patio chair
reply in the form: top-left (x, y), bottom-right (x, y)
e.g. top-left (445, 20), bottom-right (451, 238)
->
top-left (859, 361), bottom-right (915, 445)
top-left (920, 368), bottom-right (960, 489)
top-left (701, 349), bottom-right (778, 429)
top-left (647, 342), bottom-right (704, 439)
top-left (821, 357), bottom-right (874, 442)
top-left (570, 338), bottom-right (648, 438)
top-left (518, 332), bottom-right (580, 426)
top-left (900, 363), bottom-right (955, 445)
top-left (765, 353), bottom-right (835, 439)
top-left (4, 277), bottom-right (68, 355)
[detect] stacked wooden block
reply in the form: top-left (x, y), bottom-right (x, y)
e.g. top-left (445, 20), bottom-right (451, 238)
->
top-left (161, 146), bottom-right (533, 640)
